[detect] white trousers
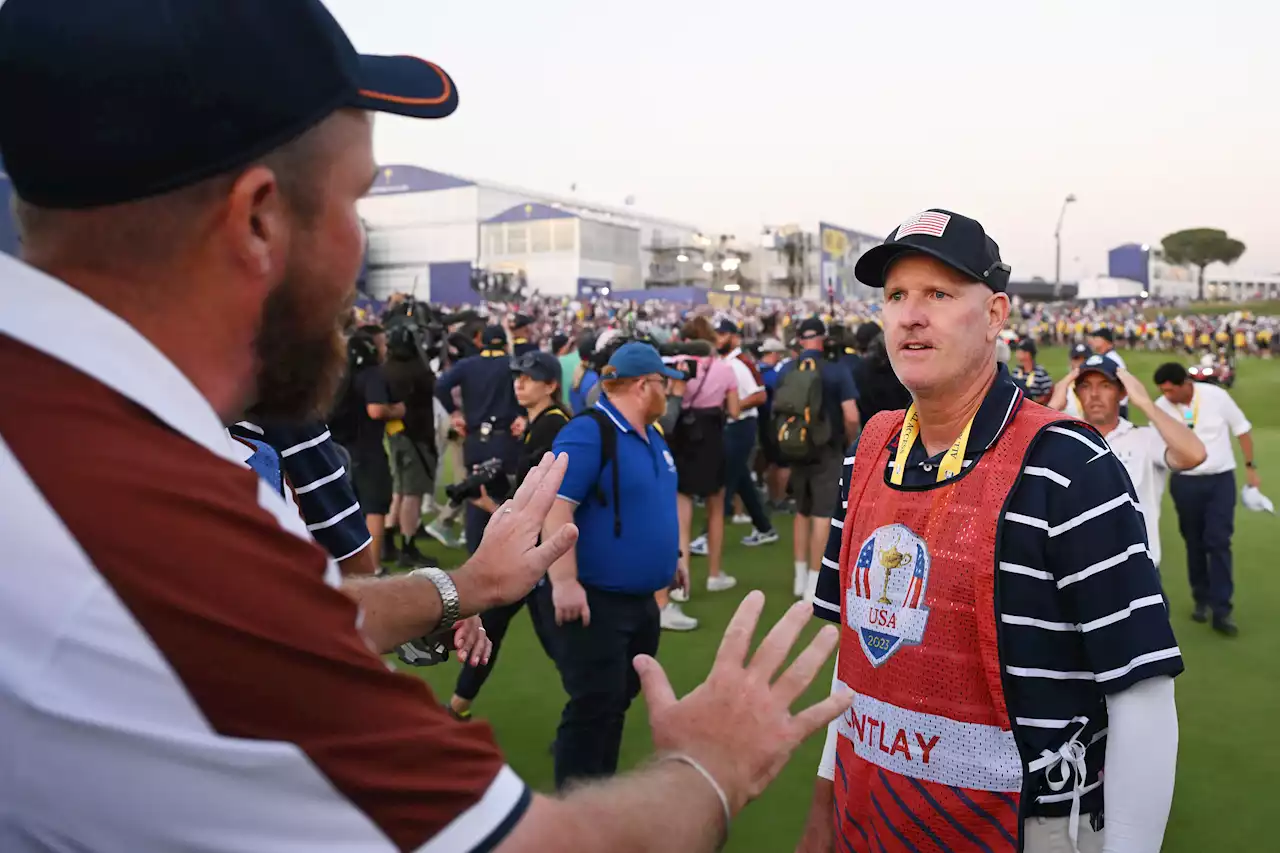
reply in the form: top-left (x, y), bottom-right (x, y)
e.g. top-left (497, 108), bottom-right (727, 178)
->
top-left (1023, 815), bottom-right (1104, 853)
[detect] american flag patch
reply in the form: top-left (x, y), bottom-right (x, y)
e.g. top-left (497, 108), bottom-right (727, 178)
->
top-left (894, 211), bottom-right (951, 240)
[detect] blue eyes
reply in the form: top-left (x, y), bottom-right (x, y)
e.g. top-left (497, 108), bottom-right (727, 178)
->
top-left (888, 291), bottom-right (948, 301)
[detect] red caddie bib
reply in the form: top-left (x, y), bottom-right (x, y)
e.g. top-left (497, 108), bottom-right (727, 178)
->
top-left (833, 401), bottom-right (1068, 852)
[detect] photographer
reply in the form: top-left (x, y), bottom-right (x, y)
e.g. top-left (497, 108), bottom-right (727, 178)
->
top-left (849, 321), bottom-right (911, 423)
top-left (668, 316), bottom-right (740, 613)
top-left (330, 324), bottom-right (404, 565)
top-left (381, 324), bottom-right (439, 568)
top-left (447, 350), bottom-right (568, 720)
top-left (435, 324), bottom-right (522, 553)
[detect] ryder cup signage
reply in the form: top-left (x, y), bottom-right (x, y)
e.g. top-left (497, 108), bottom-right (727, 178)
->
top-left (846, 524), bottom-right (932, 665)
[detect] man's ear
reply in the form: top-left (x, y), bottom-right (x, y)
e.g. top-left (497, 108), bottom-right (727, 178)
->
top-left (223, 165), bottom-right (288, 280)
top-left (987, 292), bottom-right (1011, 341)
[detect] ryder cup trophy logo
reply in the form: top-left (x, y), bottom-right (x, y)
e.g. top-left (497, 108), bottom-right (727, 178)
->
top-left (846, 524), bottom-right (932, 666)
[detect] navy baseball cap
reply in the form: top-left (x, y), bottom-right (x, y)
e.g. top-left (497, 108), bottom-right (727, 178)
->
top-left (512, 313), bottom-right (535, 329)
top-left (797, 317), bottom-right (826, 339)
top-left (855, 209), bottom-right (1011, 292)
top-left (1076, 354), bottom-right (1121, 384)
top-left (1016, 338), bottom-right (1038, 356)
top-left (1088, 327), bottom-right (1115, 343)
top-left (511, 351), bottom-right (561, 383)
top-left (0, 0), bottom-right (459, 209)
top-left (1069, 343), bottom-right (1093, 360)
top-left (716, 319), bottom-right (741, 335)
top-left (482, 325), bottom-right (508, 347)
top-left (606, 342), bottom-right (683, 380)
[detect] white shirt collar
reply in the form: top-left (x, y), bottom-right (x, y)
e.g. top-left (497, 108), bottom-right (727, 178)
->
top-left (0, 253), bottom-right (234, 461)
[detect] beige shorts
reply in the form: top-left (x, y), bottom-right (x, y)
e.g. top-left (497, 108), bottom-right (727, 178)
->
top-left (1023, 815), bottom-right (1104, 853)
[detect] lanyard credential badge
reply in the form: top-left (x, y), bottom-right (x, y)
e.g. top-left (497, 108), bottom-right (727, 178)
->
top-left (890, 405), bottom-right (974, 487)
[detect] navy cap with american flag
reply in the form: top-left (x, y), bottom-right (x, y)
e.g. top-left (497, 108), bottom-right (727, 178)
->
top-left (854, 208), bottom-right (1011, 292)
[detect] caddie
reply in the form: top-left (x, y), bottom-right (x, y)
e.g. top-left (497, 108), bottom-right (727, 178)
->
top-left (798, 209), bottom-right (1183, 853)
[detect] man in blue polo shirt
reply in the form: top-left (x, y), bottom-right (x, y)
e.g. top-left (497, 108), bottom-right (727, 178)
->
top-left (542, 341), bottom-right (688, 789)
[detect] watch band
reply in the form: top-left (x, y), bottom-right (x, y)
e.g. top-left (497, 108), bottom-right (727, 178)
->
top-left (410, 567), bottom-right (461, 632)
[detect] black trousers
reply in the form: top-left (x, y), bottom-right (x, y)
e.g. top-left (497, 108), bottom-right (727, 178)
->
top-left (724, 418), bottom-right (773, 533)
top-left (551, 587), bottom-right (660, 790)
top-left (1170, 471), bottom-right (1236, 617)
top-left (453, 581), bottom-right (559, 701)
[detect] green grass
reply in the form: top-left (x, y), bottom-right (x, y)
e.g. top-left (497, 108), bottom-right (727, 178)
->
top-left (403, 347), bottom-right (1280, 851)
top-left (1140, 299), bottom-right (1280, 320)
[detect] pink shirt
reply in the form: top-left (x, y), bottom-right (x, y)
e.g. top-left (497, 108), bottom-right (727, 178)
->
top-left (682, 356), bottom-right (735, 409)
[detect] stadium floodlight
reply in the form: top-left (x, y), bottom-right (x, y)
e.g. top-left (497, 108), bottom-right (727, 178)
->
top-left (677, 254), bottom-right (689, 263)
top-left (702, 262), bottom-right (714, 273)
top-left (724, 283), bottom-right (741, 292)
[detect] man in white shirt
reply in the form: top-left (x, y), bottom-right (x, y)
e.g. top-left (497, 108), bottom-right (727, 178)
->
top-left (1154, 362), bottom-right (1260, 636)
top-left (716, 320), bottom-right (779, 546)
top-left (1073, 355), bottom-right (1206, 570)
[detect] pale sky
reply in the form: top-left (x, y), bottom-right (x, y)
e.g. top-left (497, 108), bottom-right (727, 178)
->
top-left (327, 0), bottom-right (1278, 281)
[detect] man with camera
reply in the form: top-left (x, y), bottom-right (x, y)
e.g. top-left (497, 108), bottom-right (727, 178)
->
top-left (435, 323), bottom-right (524, 553)
top-left (381, 323), bottom-right (440, 568)
top-left (330, 323), bottom-right (404, 566)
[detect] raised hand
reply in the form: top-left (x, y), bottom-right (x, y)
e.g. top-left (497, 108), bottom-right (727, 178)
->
top-left (453, 453), bottom-right (578, 611)
top-left (635, 592), bottom-right (853, 815)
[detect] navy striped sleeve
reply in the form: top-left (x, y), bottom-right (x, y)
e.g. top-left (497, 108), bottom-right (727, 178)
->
top-left (998, 422), bottom-right (1183, 695)
top-left (234, 421), bottom-right (372, 562)
top-left (813, 438), bottom-right (859, 623)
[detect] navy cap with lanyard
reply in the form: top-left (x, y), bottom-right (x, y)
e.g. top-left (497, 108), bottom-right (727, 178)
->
top-left (0, 0), bottom-right (459, 209)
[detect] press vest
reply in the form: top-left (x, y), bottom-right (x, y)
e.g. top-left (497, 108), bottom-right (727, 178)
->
top-left (833, 402), bottom-right (1068, 852)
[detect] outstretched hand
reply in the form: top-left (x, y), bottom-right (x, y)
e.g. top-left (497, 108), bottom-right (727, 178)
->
top-left (454, 453), bottom-right (578, 612)
top-left (635, 592), bottom-right (853, 815)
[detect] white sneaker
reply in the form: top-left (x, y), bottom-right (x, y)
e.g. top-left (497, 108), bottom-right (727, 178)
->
top-left (731, 513), bottom-right (752, 525)
top-left (803, 569), bottom-right (820, 604)
top-left (742, 529), bottom-right (780, 547)
top-left (669, 586), bottom-right (689, 603)
top-left (707, 574), bottom-right (738, 593)
top-left (793, 566), bottom-right (808, 599)
top-left (661, 603), bottom-right (698, 631)
top-left (689, 534), bottom-right (708, 556)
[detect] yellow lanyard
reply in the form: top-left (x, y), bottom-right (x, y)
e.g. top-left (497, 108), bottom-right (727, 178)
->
top-left (1180, 387), bottom-right (1199, 430)
top-left (890, 404), bottom-right (975, 486)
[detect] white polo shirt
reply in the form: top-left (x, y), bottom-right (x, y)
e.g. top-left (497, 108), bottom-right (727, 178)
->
top-left (1155, 382), bottom-right (1251, 476)
top-left (725, 347), bottom-right (765, 423)
top-left (1101, 419), bottom-right (1169, 566)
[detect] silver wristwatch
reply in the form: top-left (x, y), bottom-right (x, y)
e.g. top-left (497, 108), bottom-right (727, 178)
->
top-left (409, 567), bottom-right (460, 632)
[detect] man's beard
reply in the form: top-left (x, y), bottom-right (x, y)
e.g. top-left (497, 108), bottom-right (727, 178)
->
top-left (717, 344), bottom-right (733, 356)
top-left (251, 275), bottom-right (351, 423)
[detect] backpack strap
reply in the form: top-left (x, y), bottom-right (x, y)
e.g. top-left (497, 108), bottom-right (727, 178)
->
top-left (578, 408), bottom-right (623, 537)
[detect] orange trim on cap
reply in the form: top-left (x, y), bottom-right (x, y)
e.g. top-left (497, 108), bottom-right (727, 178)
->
top-left (358, 57), bottom-right (452, 106)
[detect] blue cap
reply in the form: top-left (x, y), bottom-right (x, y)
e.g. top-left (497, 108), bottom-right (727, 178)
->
top-left (606, 342), bottom-right (683, 380)
top-left (1076, 353), bottom-right (1120, 384)
top-left (1069, 343), bottom-right (1093, 359)
top-left (716, 319), bottom-right (741, 335)
top-left (0, 0), bottom-right (459, 209)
